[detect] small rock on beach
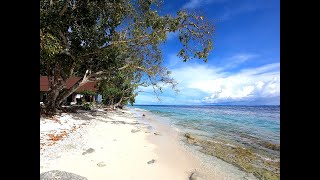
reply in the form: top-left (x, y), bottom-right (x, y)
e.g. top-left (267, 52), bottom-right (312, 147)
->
top-left (189, 171), bottom-right (204, 180)
top-left (82, 148), bottom-right (95, 155)
top-left (40, 170), bottom-right (88, 180)
top-left (131, 129), bottom-right (140, 133)
top-left (185, 133), bottom-right (195, 140)
top-left (97, 162), bottom-right (106, 167)
top-left (147, 159), bottom-right (156, 164)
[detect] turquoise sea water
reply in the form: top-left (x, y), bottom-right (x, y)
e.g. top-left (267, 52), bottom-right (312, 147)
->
top-left (132, 105), bottom-right (280, 159)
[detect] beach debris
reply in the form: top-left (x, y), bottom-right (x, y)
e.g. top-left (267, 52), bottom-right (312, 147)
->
top-left (40, 170), bottom-right (88, 180)
top-left (50, 116), bottom-right (62, 124)
top-left (82, 148), bottom-right (95, 155)
top-left (185, 133), bottom-right (198, 144)
top-left (185, 133), bottom-right (195, 140)
top-left (131, 129), bottom-right (141, 133)
top-left (97, 162), bottom-right (106, 167)
top-left (189, 171), bottom-right (204, 180)
top-left (154, 132), bottom-right (160, 135)
top-left (185, 135), bottom-right (280, 179)
top-left (142, 114), bottom-right (146, 117)
top-left (48, 131), bottom-right (68, 142)
top-left (147, 159), bottom-right (156, 164)
top-left (40, 113), bottom-right (88, 151)
top-left (258, 141), bottom-right (280, 151)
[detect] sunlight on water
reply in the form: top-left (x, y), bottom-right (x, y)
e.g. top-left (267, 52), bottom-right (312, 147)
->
top-left (131, 105), bottom-right (280, 179)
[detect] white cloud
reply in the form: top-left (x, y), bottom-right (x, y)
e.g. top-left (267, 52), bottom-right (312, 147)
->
top-left (183, 0), bottom-right (202, 9)
top-left (135, 52), bottom-right (279, 105)
top-left (183, 0), bottom-right (227, 9)
top-left (134, 93), bottom-right (181, 105)
top-left (166, 53), bottom-right (182, 68)
top-left (182, 0), bottom-right (264, 22)
top-left (133, 94), bottom-right (158, 104)
top-left (222, 53), bottom-right (258, 68)
top-left (170, 62), bottom-right (280, 104)
top-left (219, 2), bottom-right (260, 21)
top-left (166, 53), bottom-right (257, 70)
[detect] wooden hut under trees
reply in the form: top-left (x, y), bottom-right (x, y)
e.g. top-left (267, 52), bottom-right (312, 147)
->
top-left (40, 76), bottom-right (102, 104)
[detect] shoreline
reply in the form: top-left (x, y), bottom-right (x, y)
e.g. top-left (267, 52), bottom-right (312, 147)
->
top-left (132, 106), bottom-right (279, 180)
top-left (41, 108), bottom-right (203, 179)
top-left (131, 108), bottom-right (259, 180)
top-left (40, 107), bottom-right (257, 179)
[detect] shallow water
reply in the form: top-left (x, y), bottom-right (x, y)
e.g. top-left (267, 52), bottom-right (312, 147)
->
top-left (130, 105), bottom-right (280, 179)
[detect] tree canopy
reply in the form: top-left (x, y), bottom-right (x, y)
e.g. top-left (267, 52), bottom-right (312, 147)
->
top-left (40, 0), bottom-right (214, 113)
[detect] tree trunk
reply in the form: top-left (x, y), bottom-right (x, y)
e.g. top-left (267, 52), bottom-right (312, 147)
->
top-left (55, 78), bottom-right (88, 107)
top-left (44, 79), bottom-right (63, 114)
top-left (113, 97), bottom-right (123, 108)
top-left (43, 62), bottom-right (65, 114)
top-left (43, 70), bottom-right (90, 115)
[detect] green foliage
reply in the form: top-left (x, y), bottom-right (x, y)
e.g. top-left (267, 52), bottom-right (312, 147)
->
top-left (82, 102), bottom-right (94, 110)
top-left (79, 90), bottom-right (96, 96)
top-left (40, 30), bottom-right (63, 58)
top-left (40, 0), bottom-right (214, 109)
top-left (98, 70), bottom-right (138, 106)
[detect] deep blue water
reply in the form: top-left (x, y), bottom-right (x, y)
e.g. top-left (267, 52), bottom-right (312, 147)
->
top-left (131, 105), bottom-right (280, 157)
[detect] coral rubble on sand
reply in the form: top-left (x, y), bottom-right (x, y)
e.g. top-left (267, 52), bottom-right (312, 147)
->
top-left (40, 113), bottom-right (87, 151)
top-left (184, 133), bottom-right (280, 180)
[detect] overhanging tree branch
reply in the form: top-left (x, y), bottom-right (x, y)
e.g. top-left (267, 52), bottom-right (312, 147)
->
top-left (59, 0), bottom-right (71, 16)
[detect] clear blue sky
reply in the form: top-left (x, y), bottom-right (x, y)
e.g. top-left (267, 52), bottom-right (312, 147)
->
top-left (135, 0), bottom-right (280, 105)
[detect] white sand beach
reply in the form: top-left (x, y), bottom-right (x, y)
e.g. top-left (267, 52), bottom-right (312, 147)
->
top-left (40, 108), bottom-right (257, 180)
top-left (40, 108), bottom-right (202, 179)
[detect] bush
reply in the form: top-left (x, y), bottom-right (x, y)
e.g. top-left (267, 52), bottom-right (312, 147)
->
top-left (79, 90), bottom-right (96, 96)
top-left (82, 102), bottom-right (94, 110)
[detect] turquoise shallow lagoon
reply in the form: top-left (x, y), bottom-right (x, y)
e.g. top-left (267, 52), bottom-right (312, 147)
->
top-left (131, 105), bottom-right (280, 179)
